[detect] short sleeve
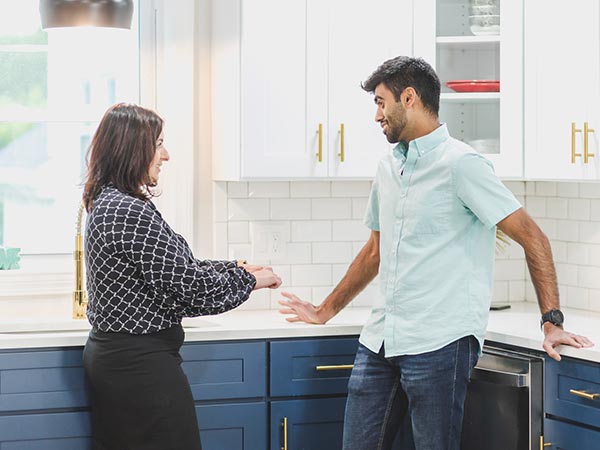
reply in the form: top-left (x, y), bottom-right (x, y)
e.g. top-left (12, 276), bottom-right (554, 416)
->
top-left (453, 153), bottom-right (522, 228)
top-left (364, 177), bottom-right (380, 231)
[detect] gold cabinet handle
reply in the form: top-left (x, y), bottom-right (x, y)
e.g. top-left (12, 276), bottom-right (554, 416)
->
top-left (281, 417), bottom-right (288, 450)
top-left (584, 121), bottom-right (595, 163)
top-left (539, 436), bottom-right (552, 449)
top-left (338, 123), bottom-right (345, 162)
top-left (316, 123), bottom-right (323, 162)
top-left (572, 122), bottom-right (582, 163)
top-left (569, 388), bottom-right (600, 400)
top-left (315, 364), bottom-right (354, 371)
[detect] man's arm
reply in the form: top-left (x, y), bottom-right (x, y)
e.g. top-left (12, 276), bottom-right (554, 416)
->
top-left (497, 208), bottom-right (593, 360)
top-left (279, 230), bottom-right (380, 324)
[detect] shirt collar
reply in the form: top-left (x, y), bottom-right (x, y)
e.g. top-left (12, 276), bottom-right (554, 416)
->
top-left (392, 123), bottom-right (449, 160)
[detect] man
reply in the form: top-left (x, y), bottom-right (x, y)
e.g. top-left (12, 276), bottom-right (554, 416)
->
top-left (278, 56), bottom-right (593, 450)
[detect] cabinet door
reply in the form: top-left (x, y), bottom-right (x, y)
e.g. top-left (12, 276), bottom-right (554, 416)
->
top-left (240, 0), bottom-right (328, 178)
top-left (327, 0), bottom-right (410, 178)
top-left (270, 397), bottom-right (346, 450)
top-left (414, 0), bottom-right (523, 179)
top-left (524, 0), bottom-right (600, 180)
top-left (544, 418), bottom-right (600, 450)
top-left (0, 411), bottom-right (91, 450)
top-left (197, 402), bottom-right (267, 450)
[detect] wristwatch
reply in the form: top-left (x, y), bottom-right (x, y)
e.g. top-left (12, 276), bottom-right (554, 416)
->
top-left (540, 309), bottom-right (564, 328)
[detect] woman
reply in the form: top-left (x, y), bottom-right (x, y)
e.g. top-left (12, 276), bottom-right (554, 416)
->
top-left (82, 103), bottom-right (281, 450)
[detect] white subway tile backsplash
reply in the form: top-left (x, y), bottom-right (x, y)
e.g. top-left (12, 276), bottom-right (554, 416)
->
top-left (494, 260), bottom-right (526, 281)
top-left (579, 222), bottom-right (600, 244)
top-left (331, 181), bottom-right (372, 197)
top-left (332, 220), bottom-right (370, 242)
top-left (352, 198), bottom-right (369, 220)
top-left (550, 240), bottom-right (567, 263)
top-left (270, 199), bottom-right (311, 220)
top-left (503, 181), bottom-right (525, 195)
top-left (567, 242), bottom-right (589, 265)
top-left (227, 221), bottom-right (249, 243)
top-left (493, 281), bottom-right (508, 303)
top-left (312, 198), bottom-right (352, 220)
top-left (227, 181), bottom-right (248, 198)
top-left (568, 199), bottom-right (590, 220)
top-left (579, 183), bottom-right (600, 199)
top-left (557, 182), bottom-right (579, 198)
top-left (526, 197), bottom-right (546, 217)
top-left (292, 264), bottom-right (332, 286)
top-left (228, 199), bottom-right (270, 221)
top-left (535, 182), bottom-right (557, 197)
top-left (249, 182), bottom-right (289, 198)
top-left (212, 180), bottom-right (600, 313)
top-left (291, 221), bottom-right (332, 242)
top-left (290, 181), bottom-right (331, 198)
top-left (589, 289), bottom-right (600, 313)
top-left (546, 198), bottom-right (568, 219)
top-left (579, 266), bottom-right (600, 289)
top-left (286, 243), bottom-right (312, 264)
top-left (591, 200), bottom-right (600, 221)
top-left (557, 220), bottom-right (579, 242)
top-left (313, 242), bottom-right (353, 264)
top-left (567, 286), bottom-right (589, 310)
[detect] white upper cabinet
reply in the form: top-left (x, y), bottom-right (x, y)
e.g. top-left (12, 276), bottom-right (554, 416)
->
top-left (524, 0), bottom-right (600, 180)
top-left (413, 0), bottom-right (523, 179)
top-left (211, 0), bottom-right (412, 180)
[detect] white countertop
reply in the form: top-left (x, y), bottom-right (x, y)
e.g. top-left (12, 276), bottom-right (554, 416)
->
top-left (0, 302), bottom-right (598, 363)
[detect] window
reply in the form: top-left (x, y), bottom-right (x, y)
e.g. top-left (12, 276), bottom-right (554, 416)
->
top-left (0, 0), bottom-right (140, 255)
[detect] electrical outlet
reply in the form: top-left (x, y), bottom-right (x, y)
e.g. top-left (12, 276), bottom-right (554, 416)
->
top-left (251, 222), bottom-right (289, 263)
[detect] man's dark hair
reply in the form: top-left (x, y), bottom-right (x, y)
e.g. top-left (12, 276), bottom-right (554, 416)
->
top-left (361, 56), bottom-right (441, 117)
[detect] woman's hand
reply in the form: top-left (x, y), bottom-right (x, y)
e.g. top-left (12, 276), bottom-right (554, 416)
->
top-left (252, 268), bottom-right (282, 290)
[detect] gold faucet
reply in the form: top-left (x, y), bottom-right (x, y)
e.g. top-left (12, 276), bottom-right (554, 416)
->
top-left (73, 201), bottom-right (88, 319)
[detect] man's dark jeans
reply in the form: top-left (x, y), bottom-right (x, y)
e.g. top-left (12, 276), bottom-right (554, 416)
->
top-left (343, 335), bottom-right (479, 450)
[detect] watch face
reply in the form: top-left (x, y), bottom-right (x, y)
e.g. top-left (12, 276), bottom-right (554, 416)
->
top-left (550, 309), bottom-right (564, 324)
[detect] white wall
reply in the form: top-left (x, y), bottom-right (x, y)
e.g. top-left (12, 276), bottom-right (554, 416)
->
top-left (216, 180), bottom-right (600, 313)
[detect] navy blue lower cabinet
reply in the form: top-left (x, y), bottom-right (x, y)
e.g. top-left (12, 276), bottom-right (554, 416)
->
top-left (197, 402), bottom-right (267, 450)
top-left (544, 418), bottom-right (600, 450)
top-left (0, 411), bottom-right (91, 450)
top-left (0, 348), bottom-right (89, 412)
top-left (182, 341), bottom-right (267, 401)
top-left (270, 397), bottom-right (347, 450)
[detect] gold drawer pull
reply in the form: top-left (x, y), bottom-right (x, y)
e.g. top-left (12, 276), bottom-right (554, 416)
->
top-left (569, 389), bottom-right (600, 400)
top-left (316, 123), bottom-right (323, 162)
top-left (315, 364), bottom-right (354, 371)
top-left (540, 436), bottom-right (552, 449)
top-left (281, 417), bottom-right (288, 450)
top-left (338, 123), bottom-right (345, 162)
top-left (584, 121), bottom-right (595, 163)
top-left (572, 122), bottom-right (582, 163)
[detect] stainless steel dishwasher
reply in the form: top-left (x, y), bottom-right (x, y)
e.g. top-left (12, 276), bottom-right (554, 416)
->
top-left (461, 344), bottom-right (544, 450)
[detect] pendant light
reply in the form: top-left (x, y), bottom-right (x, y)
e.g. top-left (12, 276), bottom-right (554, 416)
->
top-left (39, 0), bottom-right (134, 30)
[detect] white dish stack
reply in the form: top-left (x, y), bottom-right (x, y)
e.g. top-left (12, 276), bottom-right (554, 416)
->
top-left (469, 0), bottom-right (500, 35)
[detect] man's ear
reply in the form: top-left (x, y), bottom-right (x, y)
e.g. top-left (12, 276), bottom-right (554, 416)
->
top-left (402, 87), bottom-right (417, 108)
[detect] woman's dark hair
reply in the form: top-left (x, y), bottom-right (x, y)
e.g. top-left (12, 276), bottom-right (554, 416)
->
top-left (82, 103), bottom-right (163, 211)
top-left (361, 56), bottom-right (441, 117)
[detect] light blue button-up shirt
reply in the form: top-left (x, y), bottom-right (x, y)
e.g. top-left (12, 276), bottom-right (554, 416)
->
top-left (360, 124), bottom-right (521, 356)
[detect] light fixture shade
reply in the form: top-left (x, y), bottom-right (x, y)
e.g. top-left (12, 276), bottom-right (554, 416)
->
top-left (39, 0), bottom-right (134, 30)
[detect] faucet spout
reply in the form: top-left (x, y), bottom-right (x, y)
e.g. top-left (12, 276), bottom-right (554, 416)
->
top-left (73, 202), bottom-right (88, 319)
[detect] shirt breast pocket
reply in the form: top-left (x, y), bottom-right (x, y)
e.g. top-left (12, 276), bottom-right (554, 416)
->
top-left (405, 191), bottom-right (453, 236)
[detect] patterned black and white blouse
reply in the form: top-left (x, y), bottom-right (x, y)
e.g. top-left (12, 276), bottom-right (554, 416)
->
top-left (85, 185), bottom-right (256, 334)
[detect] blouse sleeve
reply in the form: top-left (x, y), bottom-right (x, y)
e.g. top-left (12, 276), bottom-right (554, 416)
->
top-left (105, 200), bottom-right (257, 316)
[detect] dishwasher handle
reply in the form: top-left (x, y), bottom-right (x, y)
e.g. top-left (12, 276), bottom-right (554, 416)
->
top-left (470, 365), bottom-right (529, 388)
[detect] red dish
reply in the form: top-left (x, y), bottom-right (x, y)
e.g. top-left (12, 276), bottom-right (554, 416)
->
top-left (446, 80), bottom-right (500, 93)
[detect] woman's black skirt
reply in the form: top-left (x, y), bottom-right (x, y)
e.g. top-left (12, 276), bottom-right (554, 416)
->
top-left (83, 324), bottom-right (202, 450)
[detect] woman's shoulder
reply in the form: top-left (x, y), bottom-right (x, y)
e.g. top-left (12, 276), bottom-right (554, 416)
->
top-left (92, 186), bottom-right (156, 221)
